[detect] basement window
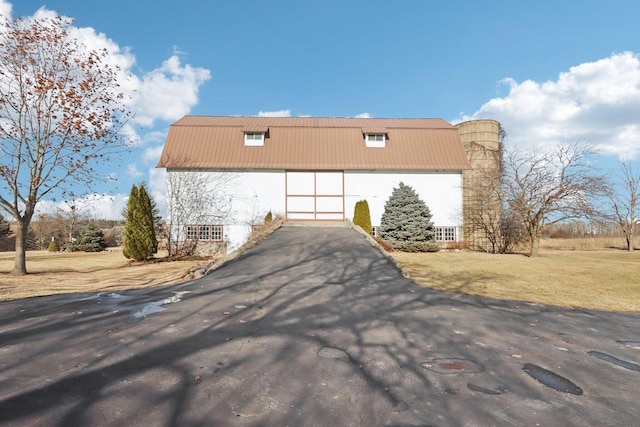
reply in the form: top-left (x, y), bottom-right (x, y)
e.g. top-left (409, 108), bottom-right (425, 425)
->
top-left (365, 133), bottom-right (386, 148)
top-left (244, 132), bottom-right (265, 146)
top-left (185, 225), bottom-right (224, 241)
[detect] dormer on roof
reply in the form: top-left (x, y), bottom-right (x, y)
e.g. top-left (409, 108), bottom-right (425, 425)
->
top-left (362, 128), bottom-right (387, 148)
top-left (244, 127), bottom-right (269, 146)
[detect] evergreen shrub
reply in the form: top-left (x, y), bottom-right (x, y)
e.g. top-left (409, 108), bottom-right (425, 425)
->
top-left (379, 182), bottom-right (440, 252)
top-left (353, 200), bottom-right (372, 235)
top-left (65, 224), bottom-right (107, 252)
top-left (123, 184), bottom-right (158, 260)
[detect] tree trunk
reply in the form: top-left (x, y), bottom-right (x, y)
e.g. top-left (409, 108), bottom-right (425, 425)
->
top-left (627, 231), bottom-right (634, 252)
top-left (529, 235), bottom-right (540, 257)
top-left (12, 219), bottom-right (28, 275)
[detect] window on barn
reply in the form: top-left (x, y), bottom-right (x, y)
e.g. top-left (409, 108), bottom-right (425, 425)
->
top-left (434, 226), bottom-right (457, 242)
top-left (186, 225), bottom-right (198, 241)
top-left (364, 133), bottom-right (386, 148)
top-left (185, 225), bottom-right (224, 241)
top-left (444, 227), bottom-right (456, 242)
top-left (244, 132), bottom-right (265, 146)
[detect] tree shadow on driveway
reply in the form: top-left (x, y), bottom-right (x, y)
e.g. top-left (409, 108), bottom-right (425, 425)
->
top-left (1, 226), bottom-right (639, 426)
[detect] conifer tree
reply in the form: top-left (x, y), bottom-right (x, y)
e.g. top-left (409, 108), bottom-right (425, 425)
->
top-left (123, 185), bottom-right (140, 259)
top-left (48, 240), bottom-right (60, 252)
top-left (123, 184), bottom-right (158, 260)
top-left (75, 224), bottom-right (106, 252)
top-left (353, 200), bottom-right (372, 235)
top-left (379, 182), bottom-right (439, 252)
top-left (138, 184), bottom-right (158, 255)
top-left (0, 217), bottom-right (9, 240)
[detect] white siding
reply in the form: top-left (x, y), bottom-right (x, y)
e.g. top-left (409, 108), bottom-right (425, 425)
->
top-left (167, 169), bottom-right (462, 252)
top-left (343, 171), bottom-right (462, 228)
top-left (225, 170), bottom-right (286, 250)
top-left (166, 170), bottom-right (286, 253)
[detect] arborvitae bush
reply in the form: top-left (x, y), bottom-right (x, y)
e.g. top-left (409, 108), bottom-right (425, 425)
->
top-left (379, 182), bottom-right (439, 252)
top-left (123, 184), bottom-right (158, 260)
top-left (264, 211), bottom-right (273, 224)
top-left (48, 240), bottom-right (60, 252)
top-left (353, 200), bottom-right (372, 235)
top-left (138, 184), bottom-right (158, 255)
top-left (123, 185), bottom-right (139, 259)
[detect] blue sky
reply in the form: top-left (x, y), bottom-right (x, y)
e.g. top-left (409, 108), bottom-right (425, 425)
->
top-left (4, 0), bottom-right (640, 219)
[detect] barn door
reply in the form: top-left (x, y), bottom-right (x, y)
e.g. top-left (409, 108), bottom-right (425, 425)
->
top-left (286, 171), bottom-right (344, 220)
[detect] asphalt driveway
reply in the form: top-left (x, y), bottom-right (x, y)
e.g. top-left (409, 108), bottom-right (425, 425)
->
top-left (0, 225), bottom-right (639, 426)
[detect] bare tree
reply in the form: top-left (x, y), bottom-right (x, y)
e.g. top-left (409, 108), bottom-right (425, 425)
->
top-left (464, 128), bottom-right (526, 254)
top-left (165, 169), bottom-right (237, 256)
top-left (57, 203), bottom-right (90, 247)
top-left (0, 14), bottom-right (129, 274)
top-left (503, 143), bottom-right (607, 257)
top-left (608, 161), bottom-right (639, 252)
top-left (467, 182), bottom-right (527, 254)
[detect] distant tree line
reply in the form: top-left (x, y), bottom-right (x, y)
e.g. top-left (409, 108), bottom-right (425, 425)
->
top-left (0, 207), bottom-right (123, 252)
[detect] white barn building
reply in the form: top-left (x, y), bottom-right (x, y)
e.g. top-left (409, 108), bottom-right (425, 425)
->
top-left (157, 116), bottom-right (474, 253)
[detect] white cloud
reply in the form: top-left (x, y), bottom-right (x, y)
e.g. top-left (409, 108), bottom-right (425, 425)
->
top-left (141, 130), bottom-right (168, 145)
top-left (354, 112), bottom-right (371, 118)
top-left (0, 0), bottom-right (12, 21)
top-left (462, 52), bottom-right (640, 159)
top-left (257, 109), bottom-right (291, 117)
top-left (143, 145), bottom-right (164, 164)
top-left (36, 194), bottom-right (129, 221)
top-left (133, 55), bottom-right (211, 126)
top-left (148, 167), bottom-right (167, 217)
top-left (127, 164), bottom-right (143, 179)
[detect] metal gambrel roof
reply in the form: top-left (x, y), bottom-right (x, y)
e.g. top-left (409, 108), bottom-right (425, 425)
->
top-left (157, 116), bottom-right (471, 171)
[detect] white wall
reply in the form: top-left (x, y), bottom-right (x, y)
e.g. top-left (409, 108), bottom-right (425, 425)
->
top-left (223, 170), bottom-right (286, 251)
top-left (166, 169), bottom-right (286, 252)
top-left (344, 171), bottom-right (462, 227)
top-left (167, 169), bottom-right (462, 252)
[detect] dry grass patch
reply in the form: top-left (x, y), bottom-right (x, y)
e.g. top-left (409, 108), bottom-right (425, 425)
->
top-left (0, 249), bottom-right (195, 301)
top-left (391, 250), bottom-right (640, 312)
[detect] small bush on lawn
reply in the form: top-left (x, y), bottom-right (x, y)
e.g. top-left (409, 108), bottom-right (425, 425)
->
top-left (48, 240), bottom-right (60, 252)
top-left (353, 200), bottom-right (372, 235)
top-left (264, 211), bottom-right (273, 224)
top-left (66, 224), bottom-right (107, 252)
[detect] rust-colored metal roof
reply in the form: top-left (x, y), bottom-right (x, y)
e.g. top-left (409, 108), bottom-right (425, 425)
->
top-left (157, 116), bottom-right (471, 171)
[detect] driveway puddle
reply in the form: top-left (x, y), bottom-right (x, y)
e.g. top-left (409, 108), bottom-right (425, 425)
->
top-left (522, 363), bottom-right (583, 395)
top-left (134, 291), bottom-right (191, 319)
top-left (588, 351), bottom-right (640, 372)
